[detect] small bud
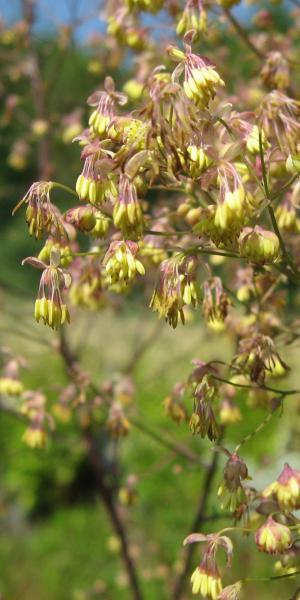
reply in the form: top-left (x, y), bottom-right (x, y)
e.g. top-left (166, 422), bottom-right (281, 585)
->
top-left (64, 205), bottom-right (96, 232)
top-left (239, 227), bottom-right (280, 264)
top-left (286, 154), bottom-right (300, 175)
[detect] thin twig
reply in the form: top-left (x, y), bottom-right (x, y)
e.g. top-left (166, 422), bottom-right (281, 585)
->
top-left (58, 331), bottom-right (144, 600)
top-left (223, 8), bottom-right (264, 60)
top-left (172, 443), bottom-right (222, 600)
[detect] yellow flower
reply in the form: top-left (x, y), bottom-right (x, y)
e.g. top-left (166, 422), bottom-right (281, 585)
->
top-left (104, 240), bottom-right (145, 285)
top-left (219, 400), bottom-right (241, 425)
top-left (0, 377), bottom-right (24, 396)
top-left (22, 425), bottom-right (47, 448)
top-left (239, 227), bottom-right (280, 264)
top-left (190, 567), bottom-right (222, 598)
top-left (255, 516), bottom-right (292, 554)
top-left (35, 298), bottom-right (70, 329)
top-left (263, 463), bottom-right (300, 510)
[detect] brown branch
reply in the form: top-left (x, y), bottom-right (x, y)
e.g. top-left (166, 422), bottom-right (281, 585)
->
top-left (172, 445), bottom-right (222, 600)
top-left (223, 8), bottom-right (264, 61)
top-left (58, 330), bottom-right (144, 600)
top-left (84, 428), bottom-right (143, 600)
top-left (129, 416), bottom-right (208, 467)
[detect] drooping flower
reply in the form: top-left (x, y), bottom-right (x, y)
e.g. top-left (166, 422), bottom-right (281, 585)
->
top-left (202, 277), bottom-right (229, 332)
top-left (218, 581), bottom-right (243, 600)
top-left (150, 254), bottom-right (200, 328)
top-left (21, 391), bottom-right (54, 449)
top-left (113, 174), bottom-right (144, 237)
top-left (255, 516), bottom-right (292, 555)
top-left (14, 181), bottom-right (65, 239)
top-left (76, 155), bottom-right (117, 206)
top-left (214, 164), bottom-right (249, 234)
top-left (176, 0), bottom-right (207, 39)
top-left (69, 256), bottom-right (106, 310)
top-left (233, 334), bottom-right (287, 384)
top-left (261, 52), bottom-right (290, 90)
top-left (229, 112), bottom-right (268, 154)
top-left (183, 532), bottom-right (233, 599)
top-left (190, 375), bottom-right (219, 440)
top-left (218, 453), bottom-right (249, 512)
top-left (183, 52), bottom-right (225, 109)
top-left (275, 196), bottom-right (299, 232)
top-left (88, 76), bottom-right (127, 137)
top-left (258, 91), bottom-right (300, 153)
top-left (190, 563), bottom-right (223, 598)
top-left (186, 144), bottom-right (213, 177)
top-left (22, 249), bottom-right (71, 329)
top-left (103, 240), bottom-right (145, 285)
top-left (262, 463), bottom-right (300, 511)
top-left (239, 227), bottom-right (280, 264)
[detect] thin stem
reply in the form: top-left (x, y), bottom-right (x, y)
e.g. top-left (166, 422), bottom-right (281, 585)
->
top-left (235, 404), bottom-right (281, 453)
top-left (185, 246), bottom-right (241, 260)
top-left (211, 374), bottom-right (299, 397)
top-left (130, 417), bottom-right (207, 467)
top-left (84, 429), bottom-right (144, 600)
top-left (172, 438), bottom-right (222, 600)
top-left (259, 133), bottom-right (292, 262)
top-left (270, 174), bottom-right (299, 201)
top-left (245, 569), bottom-right (300, 583)
top-left (144, 229), bottom-right (191, 237)
top-left (259, 131), bottom-right (270, 199)
top-left (66, 250), bottom-right (104, 258)
top-left (53, 181), bottom-right (78, 199)
top-left (268, 204), bottom-right (288, 259)
top-left (58, 331), bottom-right (143, 600)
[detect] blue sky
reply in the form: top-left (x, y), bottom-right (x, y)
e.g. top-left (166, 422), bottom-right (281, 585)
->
top-left (0, 0), bottom-right (257, 41)
top-left (0, 0), bottom-right (104, 40)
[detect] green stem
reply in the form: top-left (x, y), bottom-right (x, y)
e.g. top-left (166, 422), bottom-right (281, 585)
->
top-left (270, 174), bottom-right (299, 201)
top-left (245, 569), bottom-right (300, 583)
top-left (259, 132), bottom-right (293, 263)
top-left (144, 229), bottom-right (191, 237)
top-left (212, 374), bottom-right (299, 397)
top-left (185, 246), bottom-right (241, 260)
top-left (53, 181), bottom-right (78, 198)
top-left (235, 405), bottom-right (280, 453)
top-left (259, 131), bottom-right (270, 198)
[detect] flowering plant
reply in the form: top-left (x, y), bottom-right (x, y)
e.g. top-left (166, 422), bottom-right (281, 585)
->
top-left (3, 0), bottom-right (300, 597)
